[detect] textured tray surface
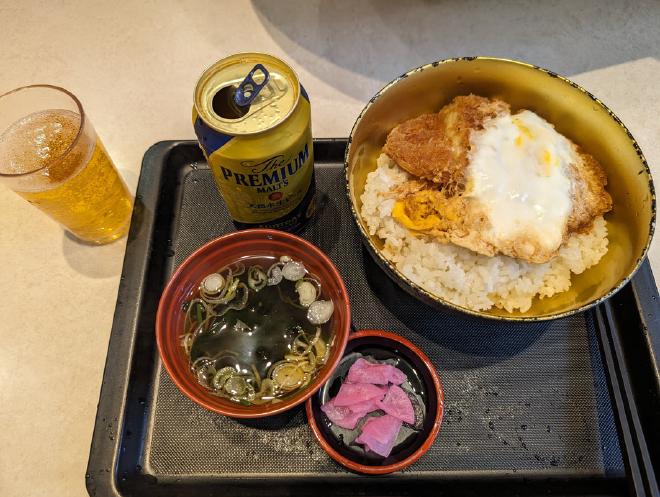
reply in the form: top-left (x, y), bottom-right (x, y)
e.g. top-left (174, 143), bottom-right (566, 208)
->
top-left (145, 159), bottom-right (623, 478)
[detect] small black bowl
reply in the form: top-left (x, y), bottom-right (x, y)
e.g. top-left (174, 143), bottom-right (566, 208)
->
top-left (306, 329), bottom-right (444, 474)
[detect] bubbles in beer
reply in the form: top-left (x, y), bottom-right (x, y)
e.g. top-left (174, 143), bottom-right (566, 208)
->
top-left (0, 109), bottom-right (81, 177)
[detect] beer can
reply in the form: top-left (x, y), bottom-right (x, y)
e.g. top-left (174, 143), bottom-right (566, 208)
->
top-left (193, 53), bottom-right (315, 232)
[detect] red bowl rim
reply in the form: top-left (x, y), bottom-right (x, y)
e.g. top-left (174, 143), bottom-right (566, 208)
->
top-left (305, 329), bottom-right (445, 475)
top-left (156, 228), bottom-right (351, 418)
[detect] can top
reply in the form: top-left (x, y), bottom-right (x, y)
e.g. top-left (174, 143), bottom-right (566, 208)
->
top-left (194, 53), bottom-right (301, 136)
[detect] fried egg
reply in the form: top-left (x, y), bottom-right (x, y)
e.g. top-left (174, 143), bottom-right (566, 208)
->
top-left (466, 110), bottom-right (574, 259)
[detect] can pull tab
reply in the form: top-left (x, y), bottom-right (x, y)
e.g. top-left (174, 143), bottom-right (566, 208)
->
top-left (234, 64), bottom-right (270, 107)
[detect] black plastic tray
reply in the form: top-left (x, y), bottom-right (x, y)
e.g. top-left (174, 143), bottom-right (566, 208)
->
top-left (86, 140), bottom-right (659, 497)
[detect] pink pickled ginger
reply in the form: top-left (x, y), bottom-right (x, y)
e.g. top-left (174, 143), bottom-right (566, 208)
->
top-left (348, 398), bottom-right (381, 415)
top-left (333, 382), bottom-right (387, 407)
top-left (320, 398), bottom-right (365, 430)
top-left (346, 358), bottom-right (407, 385)
top-left (378, 384), bottom-right (415, 424)
top-left (355, 414), bottom-right (402, 457)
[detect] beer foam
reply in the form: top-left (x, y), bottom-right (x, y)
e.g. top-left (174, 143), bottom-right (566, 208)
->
top-left (0, 109), bottom-right (81, 176)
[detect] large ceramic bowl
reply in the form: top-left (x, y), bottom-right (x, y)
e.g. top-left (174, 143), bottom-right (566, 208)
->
top-left (156, 229), bottom-right (351, 418)
top-left (345, 57), bottom-right (655, 321)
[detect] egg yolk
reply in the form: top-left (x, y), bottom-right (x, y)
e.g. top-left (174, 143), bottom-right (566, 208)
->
top-left (391, 190), bottom-right (459, 231)
top-left (392, 200), bottom-right (438, 231)
top-left (513, 118), bottom-right (534, 147)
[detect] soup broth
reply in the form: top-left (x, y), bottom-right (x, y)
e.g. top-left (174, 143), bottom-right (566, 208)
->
top-left (180, 255), bottom-right (334, 405)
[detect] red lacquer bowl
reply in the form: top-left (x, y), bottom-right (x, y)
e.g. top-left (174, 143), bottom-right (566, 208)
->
top-left (156, 229), bottom-right (351, 418)
top-left (306, 329), bottom-right (444, 474)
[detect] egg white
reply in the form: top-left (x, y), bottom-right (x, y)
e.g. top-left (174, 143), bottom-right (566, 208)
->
top-left (467, 110), bottom-right (575, 256)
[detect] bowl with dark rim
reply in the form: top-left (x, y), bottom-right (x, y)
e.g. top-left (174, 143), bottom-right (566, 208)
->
top-left (156, 229), bottom-right (351, 418)
top-left (306, 329), bottom-right (444, 474)
top-left (345, 56), bottom-right (655, 321)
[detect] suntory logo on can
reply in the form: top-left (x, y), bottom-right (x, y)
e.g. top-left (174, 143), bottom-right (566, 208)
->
top-left (219, 143), bottom-right (309, 194)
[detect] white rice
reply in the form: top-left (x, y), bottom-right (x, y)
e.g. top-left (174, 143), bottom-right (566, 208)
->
top-left (360, 154), bottom-right (609, 312)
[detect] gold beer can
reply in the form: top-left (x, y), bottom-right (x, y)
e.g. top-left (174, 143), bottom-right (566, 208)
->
top-left (193, 53), bottom-right (315, 231)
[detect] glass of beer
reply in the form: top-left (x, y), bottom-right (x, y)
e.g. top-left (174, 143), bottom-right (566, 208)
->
top-left (0, 85), bottom-right (133, 244)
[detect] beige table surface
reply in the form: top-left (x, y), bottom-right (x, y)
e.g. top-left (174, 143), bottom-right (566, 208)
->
top-left (1, 1), bottom-right (659, 496)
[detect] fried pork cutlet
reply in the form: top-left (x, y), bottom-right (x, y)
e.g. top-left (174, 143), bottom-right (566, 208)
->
top-left (384, 95), bottom-right (509, 195)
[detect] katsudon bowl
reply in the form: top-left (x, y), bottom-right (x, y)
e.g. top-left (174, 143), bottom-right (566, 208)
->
top-left (345, 57), bottom-right (655, 321)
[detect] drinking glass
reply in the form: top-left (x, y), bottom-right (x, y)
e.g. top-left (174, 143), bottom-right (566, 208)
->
top-left (0, 85), bottom-right (132, 244)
